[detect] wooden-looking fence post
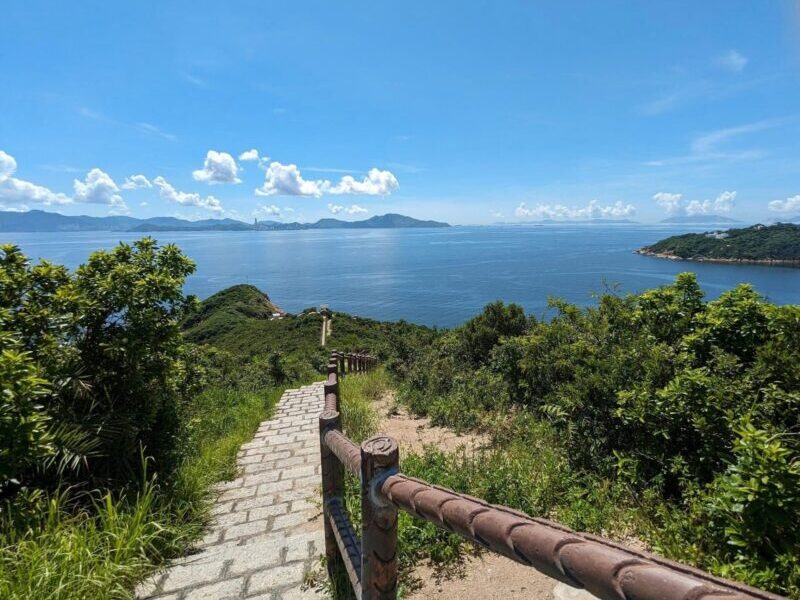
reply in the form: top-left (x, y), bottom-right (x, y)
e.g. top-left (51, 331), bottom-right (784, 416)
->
top-left (360, 436), bottom-right (399, 600)
top-left (319, 410), bottom-right (344, 574)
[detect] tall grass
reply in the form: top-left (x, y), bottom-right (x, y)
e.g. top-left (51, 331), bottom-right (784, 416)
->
top-left (0, 383), bottom-right (290, 599)
top-left (0, 481), bottom-right (182, 599)
top-left (338, 367), bottom-right (386, 443)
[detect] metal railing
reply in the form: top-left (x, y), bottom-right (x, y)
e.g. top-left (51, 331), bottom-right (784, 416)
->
top-left (318, 351), bottom-right (786, 600)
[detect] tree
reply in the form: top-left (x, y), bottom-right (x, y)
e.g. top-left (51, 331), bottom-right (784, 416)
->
top-left (0, 239), bottom-right (197, 489)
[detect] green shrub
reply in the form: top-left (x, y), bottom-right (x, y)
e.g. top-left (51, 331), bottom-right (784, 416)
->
top-left (0, 239), bottom-right (197, 488)
top-left (394, 273), bottom-right (800, 595)
top-left (0, 339), bottom-right (51, 495)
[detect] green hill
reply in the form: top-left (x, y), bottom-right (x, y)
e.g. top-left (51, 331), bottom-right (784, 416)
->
top-left (182, 284), bottom-right (436, 366)
top-left (639, 222), bottom-right (800, 265)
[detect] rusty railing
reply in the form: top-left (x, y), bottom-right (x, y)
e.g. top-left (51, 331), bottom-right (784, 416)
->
top-left (318, 351), bottom-right (786, 600)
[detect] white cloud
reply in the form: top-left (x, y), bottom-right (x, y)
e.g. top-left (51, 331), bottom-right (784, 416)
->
top-left (653, 192), bottom-right (683, 214)
top-left (328, 168), bottom-right (399, 195)
top-left (0, 151), bottom-right (72, 206)
top-left (655, 191), bottom-right (736, 215)
top-left (328, 203), bottom-right (368, 215)
top-left (0, 150), bottom-right (17, 180)
top-left (514, 200), bottom-right (635, 220)
top-left (256, 161), bottom-right (328, 197)
top-left (0, 177), bottom-right (72, 205)
top-left (153, 176), bottom-right (222, 212)
top-left (256, 162), bottom-right (399, 198)
top-left (137, 122), bottom-right (177, 141)
top-left (73, 168), bottom-right (126, 208)
top-left (254, 204), bottom-right (281, 218)
top-left (768, 195), bottom-right (800, 213)
top-left (691, 119), bottom-right (779, 154)
top-left (0, 203), bottom-right (29, 212)
top-left (121, 174), bottom-right (152, 189)
top-left (238, 149), bottom-right (260, 162)
top-left (717, 50), bottom-right (748, 72)
top-left (712, 190), bottom-right (736, 212)
top-left (192, 150), bottom-right (241, 184)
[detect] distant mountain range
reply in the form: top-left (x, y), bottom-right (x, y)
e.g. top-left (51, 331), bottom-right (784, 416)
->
top-left (0, 210), bottom-right (450, 232)
top-left (660, 215), bottom-right (741, 224)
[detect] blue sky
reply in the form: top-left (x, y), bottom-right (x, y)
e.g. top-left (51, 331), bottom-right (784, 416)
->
top-left (1, 1), bottom-right (800, 224)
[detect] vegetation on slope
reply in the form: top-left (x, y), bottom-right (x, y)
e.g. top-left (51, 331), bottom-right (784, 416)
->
top-left (0, 240), bottom-right (304, 598)
top-left (183, 283), bottom-right (437, 369)
top-left (640, 222), bottom-right (800, 263)
top-left (391, 275), bottom-right (800, 597)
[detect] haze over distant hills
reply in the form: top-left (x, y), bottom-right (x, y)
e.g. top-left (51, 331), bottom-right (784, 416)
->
top-left (0, 210), bottom-right (449, 232)
top-left (660, 215), bottom-right (741, 225)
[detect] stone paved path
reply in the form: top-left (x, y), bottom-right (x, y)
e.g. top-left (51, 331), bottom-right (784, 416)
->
top-left (137, 382), bottom-right (326, 600)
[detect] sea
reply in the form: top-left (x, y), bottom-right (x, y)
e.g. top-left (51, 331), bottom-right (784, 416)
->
top-left (3, 225), bottom-right (799, 328)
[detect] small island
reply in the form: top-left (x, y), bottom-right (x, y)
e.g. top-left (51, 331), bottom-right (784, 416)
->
top-left (637, 222), bottom-right (800, 267)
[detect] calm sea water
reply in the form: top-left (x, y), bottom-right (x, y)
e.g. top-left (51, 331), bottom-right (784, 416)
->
top-left (4, 225), bottom-right (799, 327)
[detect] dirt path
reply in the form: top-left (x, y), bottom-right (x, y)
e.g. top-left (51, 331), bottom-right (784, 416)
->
top-left (372, 392), bottom-right (559, 600)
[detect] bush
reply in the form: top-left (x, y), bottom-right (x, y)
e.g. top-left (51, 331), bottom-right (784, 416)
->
top-left (394, 273), bottom-right (800, 595)
top-left (0, 339), bottom-right (51, 496)
top-left (0, 239), bottom-right (197, 489)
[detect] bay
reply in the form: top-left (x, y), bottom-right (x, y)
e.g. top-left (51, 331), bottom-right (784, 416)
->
top-left (3, 225), bottom-right (798, 327)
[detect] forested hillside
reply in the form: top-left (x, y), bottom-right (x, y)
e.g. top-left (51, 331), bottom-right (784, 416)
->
top-left (640, 222), bottom-right (800, 263)
top-left (183, 283), bottom-right (436, 371)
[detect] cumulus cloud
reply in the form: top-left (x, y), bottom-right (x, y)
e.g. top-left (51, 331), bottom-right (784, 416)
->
top-left (256, 161), bottom-right (328, 197)
top-left (73, 169), bottom-right (125, 208)
top-left (256, 162), bottom-right (399, 198)
top-left (153, 176), bottom-right (222, 212)
top-left (0, 150), bottom-right (72, 206)
top-left (654, 191), bottom-right (736, 215)
top-left (0, 150), bottom-right (17, 180)
top-left (716, 50), bottom-right (748, 72)
top-left (238, 149), bottom-right (260, 162)
top-left (253, 204), bottom-right (281, 218)
top-left (653, 192), bottom-right (683, 214)
top-left (329, 169), bottom-right (399, 195)
top-left (0, 177), bottom-right (72, 205)
top-left (328, 203), bottom-right (368, 215)
top-left (514, 200), bottom-right (635, 220)
top-left (192, 150), bottom-right (241, 184)
top-left (768, 195), bottom-right (800, 213)
top-left (0, 203), bottom-right (29, 212)
top-left (121, 174), bottom-right (152, 189)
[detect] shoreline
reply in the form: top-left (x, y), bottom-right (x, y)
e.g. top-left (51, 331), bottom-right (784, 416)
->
top-left (636, 248), bottom-right (800, 268)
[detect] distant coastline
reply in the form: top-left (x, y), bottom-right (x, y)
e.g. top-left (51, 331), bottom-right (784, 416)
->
top-left (635, 248), bottom-right (800, 268)
top-left (0, 210), bottom-right (450, 233)
top-left (638, 223), bottom-right (800, 268)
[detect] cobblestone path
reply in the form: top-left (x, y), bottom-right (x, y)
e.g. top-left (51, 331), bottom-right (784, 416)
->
top-left (137, 382), bottom-right (326, 600)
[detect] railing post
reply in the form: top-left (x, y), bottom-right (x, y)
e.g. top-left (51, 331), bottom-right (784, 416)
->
top-left (319, 410), bottom-right (345, 575)
top-left (338, 352), bottom-right (346, 375)
top-left (360, 436), bottom-right (399, 600)
top-left (324, 373), bottom-right (339, 413)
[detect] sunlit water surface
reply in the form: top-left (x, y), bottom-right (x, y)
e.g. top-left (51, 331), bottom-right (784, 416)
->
top-left (5, 225), bottom-right (799, 327)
